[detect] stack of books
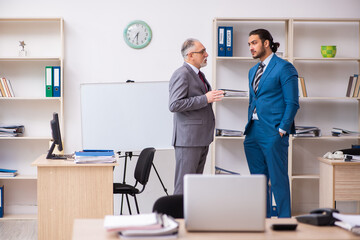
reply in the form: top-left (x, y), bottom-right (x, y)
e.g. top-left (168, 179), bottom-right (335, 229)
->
top-left (104, 213), bottom-right (178, 239)
top-left (219, 89), bottom-right (248, 97)
top-left (293, 126), bottom-right (321, 137)
top-left (0, 168), bottom-right (17, 178)
top-left (216, 128), bottom-right (243, 137)
top-left (346, 74), bottom-right (359, 97)
top-left (74, 150), bottom-right (116, 164)
top-left (331, 128), bottom-right (360, 137)
top-left (0, 124), bottom-right (24, 137)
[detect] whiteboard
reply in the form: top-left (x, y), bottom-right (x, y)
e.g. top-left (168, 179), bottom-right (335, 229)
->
top-left (80, 81), bottom-right (173, 151)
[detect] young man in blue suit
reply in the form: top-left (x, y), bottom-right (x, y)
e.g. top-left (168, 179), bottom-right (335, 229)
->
top-left (244, 29), bottom-right (299, 218)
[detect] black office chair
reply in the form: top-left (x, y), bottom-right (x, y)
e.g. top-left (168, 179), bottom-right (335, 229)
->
top-left (114, 147), bottom-right (156, 215)
top-left (152, 194), bottom-right (184, 219)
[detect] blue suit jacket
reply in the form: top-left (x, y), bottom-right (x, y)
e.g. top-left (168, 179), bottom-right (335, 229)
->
top-left (244, 54), bottom-right (299, 136)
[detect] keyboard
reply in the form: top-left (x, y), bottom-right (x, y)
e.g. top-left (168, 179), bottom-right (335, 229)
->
top-left (52, 153), bottom-right (74, 159)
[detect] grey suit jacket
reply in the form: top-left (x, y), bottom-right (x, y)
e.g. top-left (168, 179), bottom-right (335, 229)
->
top-left (169, 63), bottom-right (215, 147)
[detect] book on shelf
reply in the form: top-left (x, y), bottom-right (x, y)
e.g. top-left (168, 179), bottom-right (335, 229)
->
top-left (0, 78), bottom-right (15, 97)
top-left (218, 88), bottom-right (248, 97)
top-left (298, 77), bottom-right (307, 97)
top-left (0, 168), bottom-right (18, 178)
top-left (352, 74), bottom-right (360, 98)
top-left (331, 127), bottom-right (360, 137)
top-left (293, 126), bottom-right (321, 137)
top-left (216, 128), bottom-right (243, 137)
top-left (346, 75), bottom-right (355, 97)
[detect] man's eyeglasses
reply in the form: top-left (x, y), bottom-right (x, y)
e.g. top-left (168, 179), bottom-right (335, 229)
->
top-left (188, 48), bottom-right (207, 55)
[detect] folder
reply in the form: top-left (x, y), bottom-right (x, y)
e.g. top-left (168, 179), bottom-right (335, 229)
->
top-left (52, 66), bottom-right (61, 97)
top-left (45, 66), bottom-right (53, 97)
top-left (0, 185), bottom-right (3, 218)
top-left (218, 26), bottom-right (226, 56)
top-left (225, 26), bottom-right (233, 56)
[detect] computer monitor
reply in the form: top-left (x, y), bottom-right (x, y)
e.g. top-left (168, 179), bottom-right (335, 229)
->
top-left (46, 112), bottom-right (64, 159)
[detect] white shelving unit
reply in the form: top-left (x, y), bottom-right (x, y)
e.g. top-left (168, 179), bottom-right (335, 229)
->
top-left (0, 18), bottom-right (64, 219)
top-left (212, 18), bottom-right (360, 215)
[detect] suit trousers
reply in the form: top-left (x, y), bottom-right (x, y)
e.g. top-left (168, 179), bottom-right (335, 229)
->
top-left (244, 120), bottom-right (291, 218)
top-left (173, 146), bottom-right (209, 195)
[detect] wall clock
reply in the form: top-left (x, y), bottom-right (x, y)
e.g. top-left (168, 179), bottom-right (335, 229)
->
top-left (124, 20), bottom-right (152, 49)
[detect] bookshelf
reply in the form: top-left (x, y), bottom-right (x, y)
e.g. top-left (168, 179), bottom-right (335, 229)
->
top-left (0, 18), bottom-right (64, 219)
top-left (212, 18), bottom-right (360, 215)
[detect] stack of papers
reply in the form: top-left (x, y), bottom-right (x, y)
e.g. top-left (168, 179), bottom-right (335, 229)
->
top-left (216, 128), bottom-right (243, 137)
top-left (333, 212), bottom-right (360, 235)
top-left (104, 213), bottom-right (178, 239)
top-left (293, 126), bottom-right (321, 137)
top-left (219, 88), bottom-right (248, 97)
top-left (74, 150), bottom-right (116, 164)
top-left (0, 168), bottom-right (17, 177)
top-left (0, 124), bottom-right (24, 137)
top-left (332, 128), bottom-right (360, 137)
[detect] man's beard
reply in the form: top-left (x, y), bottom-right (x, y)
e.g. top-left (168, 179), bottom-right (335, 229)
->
top-left (200, 60), bottom-right (207, 68)
top-left (252, 46), bottom-right (266, 59)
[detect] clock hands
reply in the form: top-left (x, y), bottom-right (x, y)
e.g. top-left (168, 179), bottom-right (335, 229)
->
top-left (133, 32), bottom-right (139, 45)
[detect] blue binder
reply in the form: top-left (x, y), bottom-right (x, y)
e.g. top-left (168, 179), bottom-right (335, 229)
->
top-left (225, 26), bottom-right (233, 56)
top-left (0, 185), bottom-right (3, 218)
top-left (52, 66), bottom-right (61, 97)
top-left (218, 26), bottom-right (226, 56)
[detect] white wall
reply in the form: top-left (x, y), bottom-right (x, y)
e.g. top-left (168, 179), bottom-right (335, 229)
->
top-left (1, 0), bottom-right (360, 214)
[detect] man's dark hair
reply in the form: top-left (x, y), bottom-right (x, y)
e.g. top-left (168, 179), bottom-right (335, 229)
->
top-left (249, 29), bottom-right (280, 53)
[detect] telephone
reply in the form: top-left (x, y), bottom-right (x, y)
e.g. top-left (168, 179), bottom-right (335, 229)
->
top-left (295, 208), bottom-right (339, 226)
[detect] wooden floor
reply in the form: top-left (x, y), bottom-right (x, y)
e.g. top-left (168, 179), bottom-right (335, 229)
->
top-left (0, 219), bottom-right (37, 240)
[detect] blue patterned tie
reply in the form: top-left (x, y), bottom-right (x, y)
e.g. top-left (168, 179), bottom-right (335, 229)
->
top-left (253, 62), bottom-right (265, 93)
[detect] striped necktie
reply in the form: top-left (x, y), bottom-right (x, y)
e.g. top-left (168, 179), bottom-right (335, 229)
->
top-left (253, 62), bottom-right (265, 93)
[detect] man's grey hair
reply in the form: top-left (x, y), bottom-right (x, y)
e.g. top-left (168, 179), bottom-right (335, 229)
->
top-left (181, 38), bottom-right (199, 59)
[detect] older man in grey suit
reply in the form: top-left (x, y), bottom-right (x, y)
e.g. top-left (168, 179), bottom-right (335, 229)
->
top-left (169, 38), bottom-right (224, 194)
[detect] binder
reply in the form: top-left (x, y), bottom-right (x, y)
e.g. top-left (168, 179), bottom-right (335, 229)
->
top-left (0, 185), bottom-right (3, 218)
top-left (52, 66), bottom-right (61, 97)
top-left (225, 26), bottom-right (233, 56)
top-left (218, 26), bottom-right (226, 56)
top-left (45, 66), bottom-right (53, 97)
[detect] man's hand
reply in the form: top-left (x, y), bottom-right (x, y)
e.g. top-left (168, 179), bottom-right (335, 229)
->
top-left (206, 90), bottom-right (224, 103)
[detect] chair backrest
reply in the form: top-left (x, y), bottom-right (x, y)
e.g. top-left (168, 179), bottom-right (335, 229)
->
top-left (134, 147), bottom-right (156, 186)
top-left (153, 194), bottom-right (184, 219)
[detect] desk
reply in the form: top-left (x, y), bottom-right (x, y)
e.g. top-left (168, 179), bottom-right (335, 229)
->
top-left (319, 157), bottom-right (360, 208)
top-left (32, 154), bottom-right (118, 240)
top-left (72, 218), bottom-right (358, 240)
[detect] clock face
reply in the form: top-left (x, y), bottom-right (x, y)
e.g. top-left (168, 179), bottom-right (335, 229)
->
top-left (124, 20), bottom-right (152, 49)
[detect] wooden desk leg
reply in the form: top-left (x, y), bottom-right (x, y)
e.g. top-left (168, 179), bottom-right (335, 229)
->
top-left (319, 162), bottom-right (335, 208)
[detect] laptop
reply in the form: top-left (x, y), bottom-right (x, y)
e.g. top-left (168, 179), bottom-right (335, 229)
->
top-left (184, 174), bottom-right (266, 232)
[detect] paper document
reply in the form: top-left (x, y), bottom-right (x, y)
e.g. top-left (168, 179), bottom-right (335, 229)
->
top-left (333, 212), bottom-right (360, 235)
